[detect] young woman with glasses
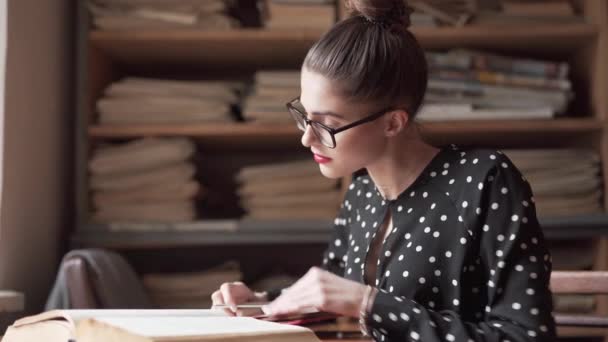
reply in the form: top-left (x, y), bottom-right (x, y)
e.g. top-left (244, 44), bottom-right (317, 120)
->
top-left (212, 0), bottom-right (556, 340)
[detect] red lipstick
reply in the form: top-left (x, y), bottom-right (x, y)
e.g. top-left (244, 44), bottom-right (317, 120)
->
top-left (313, 153), bottom-right (332, 164)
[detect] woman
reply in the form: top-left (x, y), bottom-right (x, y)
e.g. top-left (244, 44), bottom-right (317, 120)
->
top-left (212, 0), bottom-right (556, 340)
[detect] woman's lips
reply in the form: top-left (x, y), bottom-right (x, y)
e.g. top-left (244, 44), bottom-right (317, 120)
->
top-left (313, 153), bottom-right (332, 164)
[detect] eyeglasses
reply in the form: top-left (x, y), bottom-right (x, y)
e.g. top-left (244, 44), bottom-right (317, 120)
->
top-left (285, 96), bottom-right (393, 149)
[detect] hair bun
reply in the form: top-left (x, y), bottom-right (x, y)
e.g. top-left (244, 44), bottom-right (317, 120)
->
top-left (346, 0), bottom-right (413, 29)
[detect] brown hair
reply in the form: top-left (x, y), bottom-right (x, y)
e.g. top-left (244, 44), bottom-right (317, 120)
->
top-left (303, 0), bottom-right (427, 117)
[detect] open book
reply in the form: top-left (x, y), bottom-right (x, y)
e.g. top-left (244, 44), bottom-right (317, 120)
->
top-left (2, 309), bottom-right (322, 342)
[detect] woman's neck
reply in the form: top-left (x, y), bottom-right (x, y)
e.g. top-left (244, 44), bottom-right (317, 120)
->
top-left (366, 127), bottom-right (440, 201)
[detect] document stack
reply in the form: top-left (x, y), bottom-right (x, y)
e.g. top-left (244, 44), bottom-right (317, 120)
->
top-left (236, 159), bottom-right (341, 220)
top-left (88, 0), bottom-right (241, 30)
top-left (97, 77), bottom-right (241, 125)
top-left (419, 49), bottom-right (572, 121)
top-left (550, 239), bottom-right (596, 314)
top-left (242, 71), bottom-right (300, 123)
top-left (261, 0), bottom-right (335, 30)
top-left (89, 137), bottom-right (200, 222)
top-left (143, 262), bottom-right (242, 309)
top-left (505, 149), bottom-right (602, 218)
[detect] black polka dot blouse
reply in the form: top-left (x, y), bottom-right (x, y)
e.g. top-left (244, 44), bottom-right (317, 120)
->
top-left (322, 145), bottom-right (556, 342)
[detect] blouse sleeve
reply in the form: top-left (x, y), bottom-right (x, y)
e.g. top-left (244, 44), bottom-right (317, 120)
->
top-left (362, 154), bottom-right (557, 341)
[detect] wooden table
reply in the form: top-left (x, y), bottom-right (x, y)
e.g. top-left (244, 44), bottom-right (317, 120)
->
top-left (310, 317), bottom-right (372, 342)
top-left (309, 315), bottom-right (608, 341)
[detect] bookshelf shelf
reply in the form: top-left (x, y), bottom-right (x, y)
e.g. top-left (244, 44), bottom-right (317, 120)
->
top-left (90, 29), bottom-right (327, 69)
top-left (88, 118), bottom-right (603, 148)
top-left (71, 215), bottom-right (608, 250)
top-left (413, 23), bottom-right (598, 52)
top-left (89, 23), bottom-right (597, 68)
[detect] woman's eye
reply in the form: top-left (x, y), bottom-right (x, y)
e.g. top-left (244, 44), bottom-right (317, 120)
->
top-left (323, 120), bottom-right (341, 129)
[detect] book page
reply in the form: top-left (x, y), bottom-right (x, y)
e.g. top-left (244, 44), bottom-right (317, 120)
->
top-left (89, 316), bottom-right (312, 338)
top-left (68, 309), bottom-right (228, 321)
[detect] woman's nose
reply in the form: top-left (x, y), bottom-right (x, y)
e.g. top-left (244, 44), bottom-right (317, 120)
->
top-left (300, 124), bottom-right (317, 148)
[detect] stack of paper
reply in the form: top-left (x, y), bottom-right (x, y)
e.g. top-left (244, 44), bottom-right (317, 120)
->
top-left (242, 71), bottom-right (300, 123)
top-left (504, 149), bottom-right (602, 218)
top-left (88, 0), bottom-right (241, 30)
top-left (143, 262), bottom-right (242, 309)
top-left (236, 159), bottom-right (341, 220)
top-left (262, 0), bottom-right (335, 30)
top-left (419, 49), bottom-right (572, 121)
top-left (97, 77), bottom-right (242, 124)
top-left (89, 137), bottom-right (200, 222)
top-left (550, 239), bottom-right (597, 314)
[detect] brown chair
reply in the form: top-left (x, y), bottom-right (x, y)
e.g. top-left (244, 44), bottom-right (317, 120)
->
top-left (46, 249), bottom-right (153, 309)
top-left (551, 271), bottom-right (608, 338)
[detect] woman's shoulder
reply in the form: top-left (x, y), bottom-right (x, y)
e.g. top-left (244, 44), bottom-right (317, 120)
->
top-left (440, 145), bottom-right (523, 178)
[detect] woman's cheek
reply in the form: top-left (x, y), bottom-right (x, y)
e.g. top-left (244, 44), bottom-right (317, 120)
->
top-left (318, 131), bottom-right (384, 178)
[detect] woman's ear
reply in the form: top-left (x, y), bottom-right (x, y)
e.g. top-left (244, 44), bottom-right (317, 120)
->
top-left (384, 109), bottom-right (409, 137)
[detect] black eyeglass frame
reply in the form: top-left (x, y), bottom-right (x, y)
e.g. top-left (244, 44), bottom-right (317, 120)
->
top-left (285, 96), bottom-right (395, 149)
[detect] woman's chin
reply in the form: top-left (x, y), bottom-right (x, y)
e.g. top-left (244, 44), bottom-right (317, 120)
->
top-left (318, 163), bottom-right (347, 179)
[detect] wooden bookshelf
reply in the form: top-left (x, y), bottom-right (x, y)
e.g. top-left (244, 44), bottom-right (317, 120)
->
top-left (75, 0), bottom-right (608, 338)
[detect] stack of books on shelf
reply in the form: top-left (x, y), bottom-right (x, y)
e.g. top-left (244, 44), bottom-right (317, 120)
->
top-left (89, 137), bottom-right (201, 223)
top-left (407, 0), bottom-right (581, 27)
top-left (261, 0), bottom-right (335, 30)
top-left (97, 77), bottom-right (242, 125)
top-left (470, 0), bottom-right (583, 26)
top-left (505, 148), bottom-right (602, 218)
top-left (88, 0), bottom-right (241, 30)
top-left (236, 159), bottom-right (341, 220)
top-left (550, 240), bottom-right (597, 314)
top-left (407, 0), bottom-right (477, 27)
top-left (418, 49), bottom-right (572, 121)
top-left (242, 71), bottom-right (299, 123)
top-left (143, 262), bottom-right (242, 309)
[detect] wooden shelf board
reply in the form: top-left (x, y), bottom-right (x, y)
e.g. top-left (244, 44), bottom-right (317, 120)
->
top-left (90, 29), bottom-right (326, 68)
top-left (72, 219), bottom-right (333, 249)
top-left (89, 24), bottom-right (598, 67)
top-left (557, 326), bottom-right (608, 337)
top-left (413, 23), bottom-right (598, 52)
top-left (88, 119), bottom-right (602, 148)
top-left (71, 215), bottom-right (608, 249)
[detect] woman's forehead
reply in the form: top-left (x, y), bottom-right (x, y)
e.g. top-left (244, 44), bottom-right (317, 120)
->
top-left (300, 69), bottom-right (362, 117)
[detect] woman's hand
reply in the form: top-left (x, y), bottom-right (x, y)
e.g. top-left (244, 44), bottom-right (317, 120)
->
top-left (211, 281), bottom-right (267, 316)
top-left (262, 267), bottom-right (367, 318)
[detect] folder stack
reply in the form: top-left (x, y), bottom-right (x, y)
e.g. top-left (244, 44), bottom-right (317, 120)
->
top-left (419, 49), bottom-right (572, 121)
top-left (550, 239), bottom-right (597, 314)
top-left (242, 71), bottom-right (300, 123)
top-left (88, 0), bottom-right (241, 30)
top-left (504, 148), bottom-right (602, 218)
top-left (236, 159), bottom-right (341, 220)
top-left (89, 137), bottom-right (201, 222)
top-left (262, 0), bottom-right (335, 30)
top-left (97, 77), bottom-right (242, 125)
top-left (143, 262), bottom-right (242, 309)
